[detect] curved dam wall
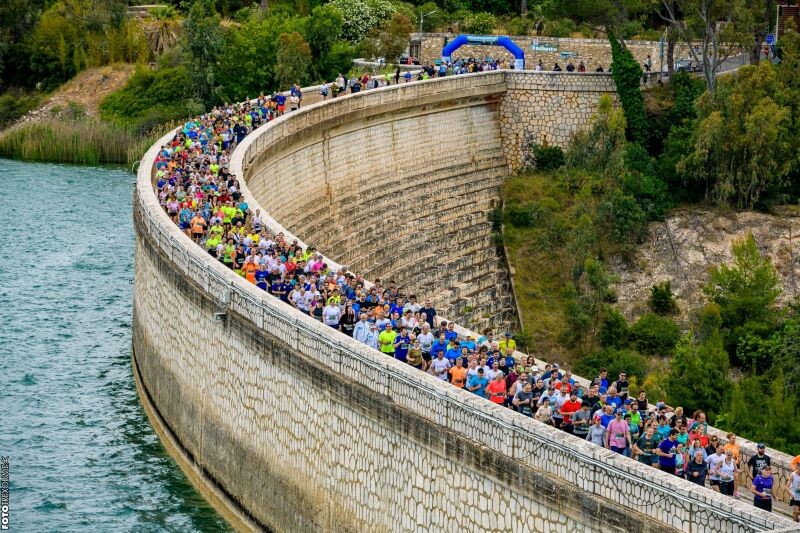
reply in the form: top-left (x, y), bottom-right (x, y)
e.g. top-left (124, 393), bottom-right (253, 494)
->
top-left (239, 71), bottom-right (614, 330)
top-left (133, 73), bottom-right (795, 532)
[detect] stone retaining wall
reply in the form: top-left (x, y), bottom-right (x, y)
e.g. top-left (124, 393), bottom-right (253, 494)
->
top-left (134, 73), bottom-right (796, 532)
top-left (411, 33), bottom-right (735, 72)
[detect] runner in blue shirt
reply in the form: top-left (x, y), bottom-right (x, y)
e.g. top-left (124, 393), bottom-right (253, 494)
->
top-left (751, 465), bottom-right (774, 512)
top-left (467, 369), bottom-right (489, 397)
top-left (393, 327), bottom-right (411, 362)
top-left (656, 429), bottom-right (679, 474)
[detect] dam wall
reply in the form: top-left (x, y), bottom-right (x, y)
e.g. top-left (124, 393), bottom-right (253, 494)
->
top-left (238, 71), bottom-right (616, 330)
top-left (133, 72), bottom-right (796, 532)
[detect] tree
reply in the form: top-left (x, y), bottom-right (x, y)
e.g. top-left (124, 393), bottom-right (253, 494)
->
top-left (330, 0), bottom-right (396, 43)
top-left (658, 0), bottom-right (760, 93)
top-left (666, 330), bottom-right (730, 418)
top-left (214, 15), bottom-right (282, 102)
top-left (703, 232), bottom-right (781, 328)
top-left (722, 371), bottom-right (800, 455)
top-left (184, 0), bottom-right (223, 104)
top-left (0, 0), bottom-right (45, 89)
top-left (275, 32), bottom-right (312, 89)
top-left (610, 36), bottom-right (649, 143)
top-left (364, 13), bottom-right (412, 63)
top-left (145, 6), bottom-right (181, 54)
top-left (462, 12), bottom-right (498, 34)
top-left (565, 95), bottom-right (627, 178)
top-left (544, 0), bottom-right (650, 41)
top-left (630, 312), bottom-right (680, 355)
top-left (747, 0), bottom-right (776, 65)
top-left (562, 258), bottom-right (618, 355)
top-left (678, 63), bottom-right (795, 208)
top-left (307, 5), bottom-right (343, 61)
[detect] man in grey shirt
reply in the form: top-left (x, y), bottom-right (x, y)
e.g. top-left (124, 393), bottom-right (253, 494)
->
top-left (572, 403), bottom-right (592, 439)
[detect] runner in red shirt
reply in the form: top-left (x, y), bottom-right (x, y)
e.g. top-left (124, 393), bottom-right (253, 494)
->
top-left (559, 391), bottom-right (583, 435)
top-left (486, 373), bottom-right (507, 405)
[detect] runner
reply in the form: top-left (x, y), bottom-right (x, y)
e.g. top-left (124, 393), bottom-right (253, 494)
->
top-left (788, 461), bottom-right (800, 522)
top-left (751, 465), bottom-right (775, 512)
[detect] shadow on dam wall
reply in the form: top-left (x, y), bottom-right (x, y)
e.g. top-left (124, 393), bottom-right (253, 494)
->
top-left (133, 71), bottom-right (795, 532)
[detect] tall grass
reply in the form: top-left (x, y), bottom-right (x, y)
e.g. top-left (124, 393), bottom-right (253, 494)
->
top-left (0, 117), bottom-right (174, 166)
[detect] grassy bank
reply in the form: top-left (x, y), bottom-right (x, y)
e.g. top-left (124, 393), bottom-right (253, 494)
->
top-left (502, 172), bottom-right (572, 358)
top-left (0, 118), bottom-right (170, 166)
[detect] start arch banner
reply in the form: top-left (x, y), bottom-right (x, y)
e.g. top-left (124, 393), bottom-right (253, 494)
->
top-left (442, 34), bottom-right (525, 70)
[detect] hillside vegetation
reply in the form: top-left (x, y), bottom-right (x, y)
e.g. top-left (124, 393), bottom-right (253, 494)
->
top-left (503, 33), bottom-right (800, 453)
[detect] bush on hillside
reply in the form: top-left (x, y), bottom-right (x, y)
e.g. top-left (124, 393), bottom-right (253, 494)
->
top-left (630, 312), bottom-right (680, 356)
top-left (0, 91), bottom-right (43, 128)
top-left (100, 65), bottom-right (201, 132)
top-left (649, 281), bottom-right (678, 315)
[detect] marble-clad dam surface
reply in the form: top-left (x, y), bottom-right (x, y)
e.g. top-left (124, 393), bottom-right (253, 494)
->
top-left (133, 71), bottom-right (795, 532)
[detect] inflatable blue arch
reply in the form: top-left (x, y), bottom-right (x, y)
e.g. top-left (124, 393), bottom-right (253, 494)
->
top-left (442, 35), bottom-right (525, 70)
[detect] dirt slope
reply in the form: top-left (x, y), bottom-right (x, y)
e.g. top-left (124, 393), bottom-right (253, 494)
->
top-left (14, 64), bottom-right (134, 125)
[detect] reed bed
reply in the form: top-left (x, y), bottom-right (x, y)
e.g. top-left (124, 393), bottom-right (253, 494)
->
top-left (0, 118), bottom-right (172, 166)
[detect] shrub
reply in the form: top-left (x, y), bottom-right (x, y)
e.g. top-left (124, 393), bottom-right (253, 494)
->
top-left (503, 16), bottom-right (533, 36)
top-left (630, 312), bottom-right (680, 356)
top-left (508, 205), bottom-right (534, 227)
top-left (462, 12), bottom-right (496, 34)
top-left (100, 65), bottom-right (198, 131)
top-left (649, 281), bottom-right (678, 315)
top-left (531, 144), bottom-right (565, 171)
top-left (0, 91), bottom-right (43, 128)
top-left (609, 36), bottom-right (648, 144)
top-left (600, 308), bottom-right (629, 349)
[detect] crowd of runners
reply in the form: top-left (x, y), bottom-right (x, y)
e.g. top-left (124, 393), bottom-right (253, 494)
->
top-left (151, 81), bottom-right (800, 522)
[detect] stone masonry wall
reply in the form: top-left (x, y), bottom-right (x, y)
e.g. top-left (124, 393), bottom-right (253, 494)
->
top-left (133, 74), bottom-right (796, 532)
top-left (413, 34), bottom-right (701, 71)
top-left (134, 208), bottom-right (673, 533)
top-left (500, 72), bottom-right (618, 170)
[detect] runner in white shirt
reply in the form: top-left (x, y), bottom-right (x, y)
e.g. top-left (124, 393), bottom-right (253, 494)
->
top-left (431, 352), bottom-right (451, 381)
top-left (706, 446), bottom-right (726, 492)
top-left (323, 302), bottom-right (341, 327)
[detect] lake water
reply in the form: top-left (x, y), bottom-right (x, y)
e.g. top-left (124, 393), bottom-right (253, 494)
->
top-left (0, 159), bottom-right (230, 532)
